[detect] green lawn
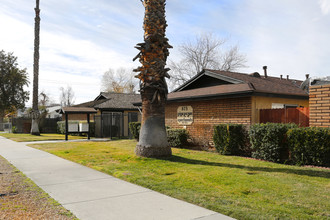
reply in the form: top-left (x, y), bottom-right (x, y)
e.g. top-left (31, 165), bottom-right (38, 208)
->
top-left (0, 133), bottom-right (85, 142)
top-left (30, 140), bottom-right (330, 219)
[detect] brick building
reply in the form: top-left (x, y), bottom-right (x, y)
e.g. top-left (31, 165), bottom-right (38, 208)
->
top-left (309, 83), bottom-right (330, 127)
top-left (165, 69), bottom-right (309, 144)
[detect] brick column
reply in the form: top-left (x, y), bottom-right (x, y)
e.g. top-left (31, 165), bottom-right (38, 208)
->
top-left (309, 84), bottom-right (330, 127)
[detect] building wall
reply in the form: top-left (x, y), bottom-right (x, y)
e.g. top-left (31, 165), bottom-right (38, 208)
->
top-left (309, 84), bottom-right (330, 127)
top-left (165, 97), bottom-right (252, 145)
top-left (251, 96), bottom-right (309, 124)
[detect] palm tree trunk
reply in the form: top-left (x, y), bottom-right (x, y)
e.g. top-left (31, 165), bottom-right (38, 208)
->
top-left (134, 0), bottom-right (172, 157)
top-left (31, 0), bottom-right (40, 135)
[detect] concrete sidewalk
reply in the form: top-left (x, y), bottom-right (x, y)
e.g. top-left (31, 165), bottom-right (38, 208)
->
top-left (0, 136), bottom-right (233, 220)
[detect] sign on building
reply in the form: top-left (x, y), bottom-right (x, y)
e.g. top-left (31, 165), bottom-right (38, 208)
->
top-left (177, 106), bottom-right (193, 125)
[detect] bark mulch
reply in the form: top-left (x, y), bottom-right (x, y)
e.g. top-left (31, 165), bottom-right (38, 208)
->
top-left (0, 156), bottom-right (77, 220)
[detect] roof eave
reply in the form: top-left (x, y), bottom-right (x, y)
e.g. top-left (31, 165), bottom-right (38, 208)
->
top-left (172, 69), bottom-right (206, 92)
top-left (252, 91), bottom-right (309, 100)
top-left (168, 90), bottom-right (254, 102)
top-left (99, 107), bottom-right (139, 112)
top-left (94, 93), bottom-right (108, 101)
top-left (204, 70), bottom-right (244, 84)
top-left (172, 69), bottom-right (245, 92)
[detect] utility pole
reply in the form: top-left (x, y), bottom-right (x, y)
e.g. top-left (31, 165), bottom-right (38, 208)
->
top-left (31, 0), bottom-right (40, 135)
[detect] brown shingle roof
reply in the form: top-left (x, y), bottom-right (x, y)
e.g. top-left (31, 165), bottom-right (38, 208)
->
top-left (74, 99), bottom-right (107, 108)
top-left (205, 70), bottom-right (307, 96)
top-left (165, 69), bottom-right (309, 102)
top-left (94, 93), bottom-right (141, 110)
top-left (168, 83), bottom-right (253, 101)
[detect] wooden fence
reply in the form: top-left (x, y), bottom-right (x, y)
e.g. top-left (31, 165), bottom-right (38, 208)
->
top-left (259, 107), bottom-right (309, 127)
top-left (11, 117), bottom-right (61, 133)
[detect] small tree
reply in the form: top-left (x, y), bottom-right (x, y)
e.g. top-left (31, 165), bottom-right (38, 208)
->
top-left (0, 50), bottom-right (29, 122)
top-left (38, 91), bottom-right (51, 118)
top-left (59, 86), bottom-right (75, 107)
top-left (169, 33), bottom-right (247, 88)
top-left (38, 91), bottom-right (50, 107)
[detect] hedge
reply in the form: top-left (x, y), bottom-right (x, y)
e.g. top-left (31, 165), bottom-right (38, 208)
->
top-left (129, 122), bottom-right (189, 147)
top-left (249, 123), bottom-right (298, 163)
top-left (213, 124), bottom-right (249, 156)
top-left (167, 129), bottom-right (189, 148)
top-left (287, 127), bottom-right (330, 167)
top-left (129, 122), bottom-right (141, 140)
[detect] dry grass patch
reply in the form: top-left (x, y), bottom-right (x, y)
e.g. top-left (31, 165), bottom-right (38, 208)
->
top-left (0, 156), bottom-right (76, 220)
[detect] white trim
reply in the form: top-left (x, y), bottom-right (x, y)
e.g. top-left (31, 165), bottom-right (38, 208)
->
top-left (173, 70), bottom-right (244, 92)
top-left (204, 71), bottom-right (244, 84)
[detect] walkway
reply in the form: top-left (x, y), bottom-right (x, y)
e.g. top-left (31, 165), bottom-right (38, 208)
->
top-left (0, 136), bottom-right (233, 220)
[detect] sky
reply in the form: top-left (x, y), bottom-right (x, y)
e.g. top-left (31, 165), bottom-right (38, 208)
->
top-left (1, 0), bottom-right (330, 106)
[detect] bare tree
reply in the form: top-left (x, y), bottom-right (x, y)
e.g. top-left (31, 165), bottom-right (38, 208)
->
top-left (169, 33), bottom-right (247, 88)
top-left (101, 68), bottom-right (138, 93)
top-left (133, 0), bottom-right (172, 157)
top-left (38, 91), bottom-right (50, 107)
top-left (220, 45), bottom-right (247, 71)
top-left (38, 91), bottom-right (50, 118)
top-left (59, 86), bottom-right (75, 107)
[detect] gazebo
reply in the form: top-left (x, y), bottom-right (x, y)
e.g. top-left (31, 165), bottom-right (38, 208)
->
top-left (58, 107), bottom-right (97, 141)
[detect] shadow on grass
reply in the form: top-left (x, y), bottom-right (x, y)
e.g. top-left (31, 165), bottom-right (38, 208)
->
top-left (159, 155), bottom-right (330, 179)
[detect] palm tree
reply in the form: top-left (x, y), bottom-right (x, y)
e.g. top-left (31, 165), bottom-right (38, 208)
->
top-left (31, 0), bottom-right (40, 135)
top-left (133, 0), bottom-right (172, 157)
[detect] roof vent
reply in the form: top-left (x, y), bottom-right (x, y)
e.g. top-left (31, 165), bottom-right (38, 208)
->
top-left (263, 66), bottom-right (268, 78)
top-left (250, 72), bottom-right (261, 77)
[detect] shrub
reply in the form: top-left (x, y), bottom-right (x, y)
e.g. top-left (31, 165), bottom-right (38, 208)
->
top-left (11, 126), bottom-right (17, 133)
top-left (287, 127), bottom-right (330, 167)
top-left (213, 124), bottom-right (249, 156)
top-left (129, 122), bottom-right (141, 140)
top-left (167, 129), bottom-right (189, 148)
top-left (57, 121), bottom-right (67, 134)
top-left (249, 123), bottom-right (298, 163)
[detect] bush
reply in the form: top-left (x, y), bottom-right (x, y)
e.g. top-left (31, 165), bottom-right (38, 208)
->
top-left (249, 123), bottom-right (298, 163)
top-left (11, 126), bottom-right (17, 133)
top-left (213, 124), bottom-right (249, 156)
top-left (57, 121), bottom-right (67, 134)
top-left (129, 122), bottom-right (141, 140)
top-left (167, 129), bottom-right (189, 148)
top-left (287, 127), bottom-right (330, 167)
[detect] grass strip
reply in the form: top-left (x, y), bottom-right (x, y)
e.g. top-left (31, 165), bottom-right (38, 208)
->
top-left (31, 140), bottom-right (330, 220)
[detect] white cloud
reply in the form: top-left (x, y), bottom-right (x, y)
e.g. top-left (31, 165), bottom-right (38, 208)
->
top-left (0, 13), bottom-right (137, 106)
top-left (1, 0), bottom-right (330, 107)
top-left (319, 0), bottom-right (330, 15)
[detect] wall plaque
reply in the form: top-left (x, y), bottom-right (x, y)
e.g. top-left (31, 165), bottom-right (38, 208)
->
top-left (177, 106), bottom-right (193, 125)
